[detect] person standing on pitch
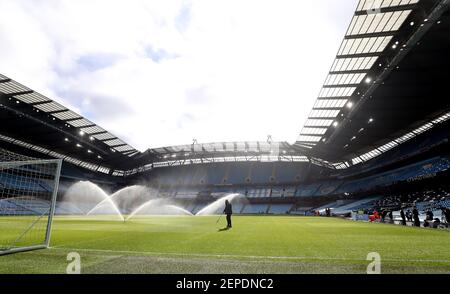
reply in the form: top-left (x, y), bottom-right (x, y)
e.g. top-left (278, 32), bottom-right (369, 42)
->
top-left (442, 207), bottom-right (450, 224)
top-left (400, 208), bottom-right (406, 226)
top-left (413, 206), bottom-right (420, 227)
top-left (223, 199), bottom-right (233, 228)
top-left (406, 209), bottom-right (413, 222)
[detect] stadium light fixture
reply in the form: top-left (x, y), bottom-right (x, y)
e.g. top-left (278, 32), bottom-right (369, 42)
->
top-left (392, 44), bottom-right (397, 49)
top-left (64, 138), bottom-right (69, 142)
top-left (79, 130), bottom-right (85, 136)
top-left (97, 155), bottom-right (102, 159)
top-left (87, 149), bottom-right (92, 153)
top-left (368, 118), bottom-right (374, 123)
top-left (351, 136), bottom-right (356, 141)
top-left (365, 77), bottom-right (372, 84)
top-left (76, 143), bottom-right (82, 148)
top-left (332, 121), bottom-right (339, 127)
top-left (346, 102), bottom-right (353, 109)
top-left (410, 21), bottom-right (415, 26)
top-left (89, 136), bottom-right (94, 141)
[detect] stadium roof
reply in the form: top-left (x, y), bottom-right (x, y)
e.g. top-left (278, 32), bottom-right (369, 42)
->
top-left (0, 74), bottom-right (140, 173)
top-left (122, 141), bottom-right (320, 176)
top-left (0, 77), bottom-right (320, 175)
top-left (0, 75), bottom-right (327, 175)
top-left (148, 141), bottom-right (290, 157)
top-left (296, 0), bottom-right (450, 166)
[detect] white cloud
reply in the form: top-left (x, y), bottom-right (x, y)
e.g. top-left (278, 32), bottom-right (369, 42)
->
top-left (0, 0), bottom-right (357, 151)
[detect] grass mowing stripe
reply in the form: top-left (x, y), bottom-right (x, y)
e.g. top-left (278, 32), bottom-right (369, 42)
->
top-left (49, 247), bottom-right (450, 264)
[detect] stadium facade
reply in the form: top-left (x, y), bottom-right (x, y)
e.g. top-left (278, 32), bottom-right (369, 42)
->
top-left (1, 0), bottom-right (450, 220)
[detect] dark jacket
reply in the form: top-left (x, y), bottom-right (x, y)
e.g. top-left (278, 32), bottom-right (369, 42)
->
top-left (224, 202), bottom-right (232, 215)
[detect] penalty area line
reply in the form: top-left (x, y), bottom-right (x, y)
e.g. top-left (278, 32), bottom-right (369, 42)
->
top-left (48, 247), bottom-right (450, 264)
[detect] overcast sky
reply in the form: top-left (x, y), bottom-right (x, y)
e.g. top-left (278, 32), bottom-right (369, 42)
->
top-left (0, 0), bottom-right (357, 151)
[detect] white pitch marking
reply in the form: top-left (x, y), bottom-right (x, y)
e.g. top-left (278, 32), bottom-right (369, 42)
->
top-left (49, 247), bottom-right (450, 263)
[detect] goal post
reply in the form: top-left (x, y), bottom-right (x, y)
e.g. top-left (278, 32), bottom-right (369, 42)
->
top-left (0, 151), bottom-right (62, 256)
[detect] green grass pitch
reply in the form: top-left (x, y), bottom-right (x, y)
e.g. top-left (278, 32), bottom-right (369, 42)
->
top-left (1, 215), bottom-right (450, 274)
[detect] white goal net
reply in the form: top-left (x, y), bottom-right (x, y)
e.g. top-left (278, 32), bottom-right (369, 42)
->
top-left (0, 148), bottom-right (62, 255)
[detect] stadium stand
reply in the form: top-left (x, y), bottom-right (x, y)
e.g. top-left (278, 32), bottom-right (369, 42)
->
top-left (242, 204), bottom-right (269, 214)
top-left (268, 203), bottom-right (292, 214)
top-left (1, 0), bottom-right (449, 227)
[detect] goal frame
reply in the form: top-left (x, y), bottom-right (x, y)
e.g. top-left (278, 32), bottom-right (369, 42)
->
top-left (0, 158), bottom-right (62, 256)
